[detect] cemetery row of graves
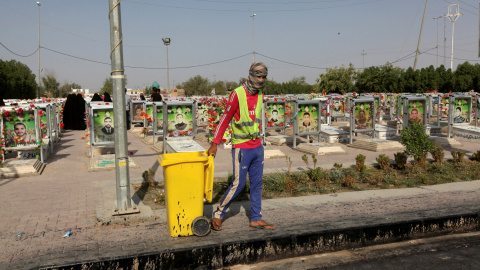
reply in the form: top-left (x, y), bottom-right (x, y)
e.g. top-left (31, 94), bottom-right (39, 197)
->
top-left (1, 91), bottom-right (480, 175)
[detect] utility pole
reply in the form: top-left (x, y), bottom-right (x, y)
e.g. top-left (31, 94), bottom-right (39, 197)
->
top-left (445, 4), bottom-right (463, 70)
top-left (108, 0), bottom-right (138, 215)
top-left (37, 2), bottom-right (41, 98)
top-left (413, 0), bottom-right (428, 71)
top-left (444, 1), bottom-right (447, 67)
top-left (434, 15), bottom-right (443, 68)
top-left (251, 13), bottom-right (256, 62)
top-left (361, 50), bottom-right (367, 72)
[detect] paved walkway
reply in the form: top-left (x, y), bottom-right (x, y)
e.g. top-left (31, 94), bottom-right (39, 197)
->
top-left (0, 129), bottom-right (480, 269)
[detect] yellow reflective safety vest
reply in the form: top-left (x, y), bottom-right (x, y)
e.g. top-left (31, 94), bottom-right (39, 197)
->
top-left (231, 86), bottom-right (263, 145)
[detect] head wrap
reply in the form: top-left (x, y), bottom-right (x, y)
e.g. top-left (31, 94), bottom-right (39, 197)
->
top-left (244, 62), bottom-right (268, 96)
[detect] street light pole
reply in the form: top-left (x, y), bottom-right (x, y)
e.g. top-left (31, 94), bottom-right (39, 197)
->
top-left (413, 0), bottom-right (428, 71)
top-left (433, 15), bottom-right (443, 68)
top-left (446, 4), bottom-right (463, 70)
top-left (251, 13), bottom-right (256, 62)
top-left (37, 1), bottom-right (41, 99)
top-left (162, 38), bottom-right (171, 92)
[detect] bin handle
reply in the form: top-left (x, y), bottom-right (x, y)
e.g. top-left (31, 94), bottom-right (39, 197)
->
top-left (159, 155), bottom-right (208, 167)
top-left (204, 150), bottom-right (214, 203)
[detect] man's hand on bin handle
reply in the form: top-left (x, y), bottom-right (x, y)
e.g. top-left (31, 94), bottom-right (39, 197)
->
top-left (207, 143), bottom-right (218, 158)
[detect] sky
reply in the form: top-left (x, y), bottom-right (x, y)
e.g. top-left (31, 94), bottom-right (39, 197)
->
top-left (1, 0), bottom-right (479, 92)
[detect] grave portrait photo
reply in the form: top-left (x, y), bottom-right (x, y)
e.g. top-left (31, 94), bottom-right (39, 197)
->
top-left (166, 104), bottom-right (193, 137)
top-left (132, 103), bottom-right (144, 122)
top-left (408, 100), bottom-right (425, 125)
top-left (2, 109), bottom-right (37, 147)
top-left (298, 104), bottom-right (319, 133)
top-left (156, 105), bottom-right (163, 131)
top-left (354, 102), bottom-right (373, 130)
top-left (331, 99), bottom-right (344, 118)
top-left (93, 109), bottom-right (115, 143)
top-left (453, 98), bottom-right (470, 124)
top-left (265, 102), bottom-right (285, 128)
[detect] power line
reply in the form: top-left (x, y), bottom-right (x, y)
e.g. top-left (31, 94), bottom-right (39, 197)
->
top-left (256, 52), bottom-right (327, 69)
top-left (123, 0), bottom-right (386, 13)
top-left (0, 41), bottom-right (38, 57)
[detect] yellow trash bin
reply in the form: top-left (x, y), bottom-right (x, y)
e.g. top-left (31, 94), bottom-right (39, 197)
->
top-left (158, 151), bottom-right (214, 237)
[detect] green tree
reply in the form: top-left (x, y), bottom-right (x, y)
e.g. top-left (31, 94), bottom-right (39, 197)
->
top-left (100, 77), bottom-right (113, 95)
top-left (316, 63), bottom-right (357, 94)
top-left (211, 80), bottom-right (227, 96)
top-left (41, 72), bottom-right (60, 98)
top-left (182, 75), bottom-right (211, 96)
top-left (225, 81), bottom-right (239, 92)
top-left (0, 59), bottom-right (37, 99)
top-left (454, 62), bottom-right (475, 92)
top-left (58, 82), bottom-right (81, 98)
top-left (100, 75), bottom-right (128, 95)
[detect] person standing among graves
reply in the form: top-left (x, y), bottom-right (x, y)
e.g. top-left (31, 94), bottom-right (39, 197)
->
top-left (125, 88), bottom-right (132, 130)
top-left (151, 81), bottom-right (163, 102)
top-left (207, 62), bottom-right (275, 231)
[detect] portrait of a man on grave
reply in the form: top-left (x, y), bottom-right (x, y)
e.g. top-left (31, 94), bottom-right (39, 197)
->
top-left (266, 103), bottom-right (285, 128)
top-left (133, 104), bottom-right (143, 122)
top-left (167, 105), bottom-right (193, 137)
top-left (145, 105), bottom-right (154, 128)
top-left (432, 96), bottom-right (439, 115)
top-left (3, 110), bottom-right (37, 147)
top-left (298, 104), bottom-right (318, 133)
top-left (354, 102), bottom-right (373, 130)
top-left (93, 109), bottom-right (115, 143)
top-left (156, 106), bottom-right (163, 130)
top-left (331, 99), bottom-right (344, 117)
top-left (453, 98), bottom-right (470, 124)
top-left (408, 100), bottom-right (425, 125)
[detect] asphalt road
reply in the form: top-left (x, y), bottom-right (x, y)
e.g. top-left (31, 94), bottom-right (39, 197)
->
top-left (230, 231), bottom-right (480, 270)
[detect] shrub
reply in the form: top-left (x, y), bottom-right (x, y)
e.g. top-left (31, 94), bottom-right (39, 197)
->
top-left (330, 169), bottom-right (343, 183)
top-left (355, 154), bottom-right (366, 172)
top-left (285, 156), bottom-right (292, 174)
top-left (430, 146), bottom-right (444, 163)
top-left (400, 121), bottom-right (434, 162)
top-left (451, 150), bottom-right (466, 163)
top-left (305, 167), bottom-right (327, 182)
top-left (341, 174), bottom-right (355, 188)
top-left (394, 152), bottom-right (408, 170)
top-left (312, 155), bottom-right (318, 169)
top-left (302, 154), bottom-right (309, 167)
top-left (333, 163), bottom-right (343, 170)
top-left (142, 168), bottom-right (156, 187)
top-left (472, 150), bottom-right (480, 162)
top-left (376, 154), bottom-right (391, 170)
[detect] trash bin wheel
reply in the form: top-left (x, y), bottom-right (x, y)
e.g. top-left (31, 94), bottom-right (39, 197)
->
top-left (192, 216), bottom-right (211, 236)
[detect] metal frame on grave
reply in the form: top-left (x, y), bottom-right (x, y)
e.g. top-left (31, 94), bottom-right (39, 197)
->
top-left (426, 94), bottom-right (441, 126)
top-left (89, 103), bottom-right (115, 157)
top-left (447, 94), bottom-right (472, 138)
top-left (152, 102), bottom-right (164, 146)
top-left (1, 106), bottom-right (44, 163)
top-left (36, 103), bottom-right (55, 153)
top-left (293, 100), bottom-right (322, 148)
top-left (130, 100), bottom-right (145, 125)
top-left (402, 96), bottom-right (427, 129)
top-left (161, 101), bottom-right (197, 154)
top-left (349, 97), bottom-right (376, 144)
top-left (263, 99), bottom-right (287, 143)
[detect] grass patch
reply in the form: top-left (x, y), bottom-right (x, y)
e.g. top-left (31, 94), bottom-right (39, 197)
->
top-left (133, 159), bottom-right (480, 209)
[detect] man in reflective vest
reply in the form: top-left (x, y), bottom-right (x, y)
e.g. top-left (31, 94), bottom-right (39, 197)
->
top-left (207, 62), bottom-right (275, 230)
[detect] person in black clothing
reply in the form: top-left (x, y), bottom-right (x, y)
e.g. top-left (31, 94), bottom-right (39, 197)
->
top-left (91, 93), bottom-right (102, 102)
top-left (139, 93), bottom-right (146, 100)
top-left (62, 94), bottom-right (75, 130)
top-left (104, 92), bottom-right (113, 102)
top-left (151, 87), bottom-right (163, 102)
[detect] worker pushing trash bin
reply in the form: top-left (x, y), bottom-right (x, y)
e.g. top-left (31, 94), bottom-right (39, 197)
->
top-left (158, 151), bottom-right (214, 237)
